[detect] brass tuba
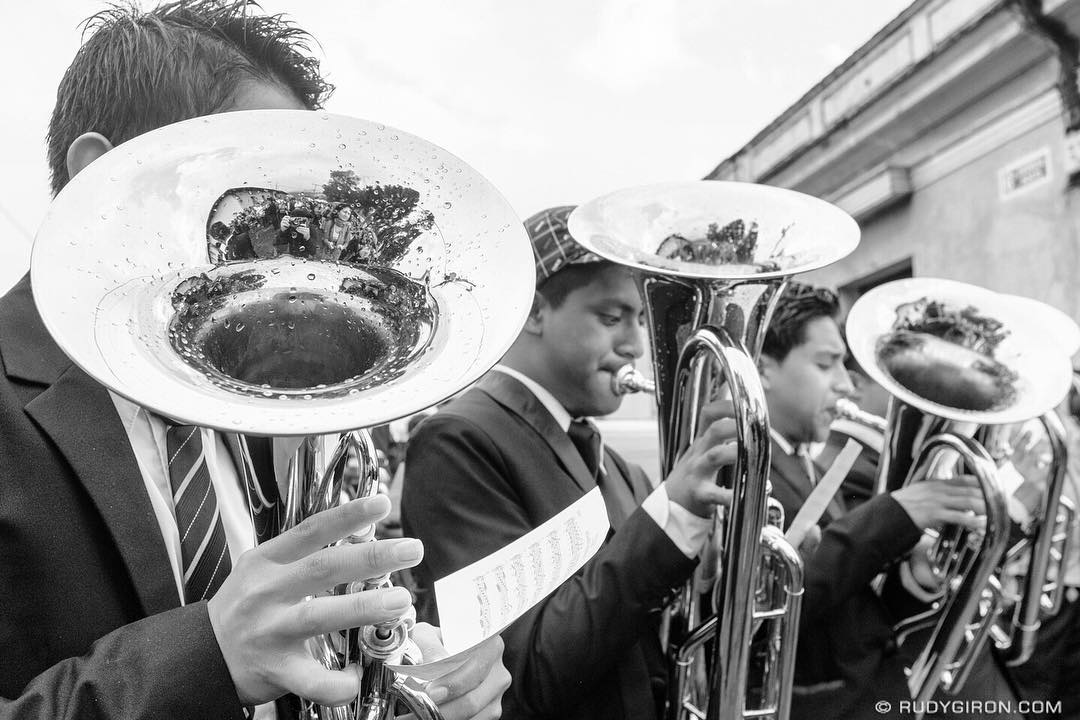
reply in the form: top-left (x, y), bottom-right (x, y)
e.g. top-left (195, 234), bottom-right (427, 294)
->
top-left (569, 181), bottom-right (860, 720)
top-left (30, 110), bottom-right (535, 720)
top-left (845, 278), bottom-right (1073, 711)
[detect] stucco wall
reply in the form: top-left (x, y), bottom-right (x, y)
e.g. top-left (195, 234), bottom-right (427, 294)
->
top-left (804, 114), bottom-right (1080, 327)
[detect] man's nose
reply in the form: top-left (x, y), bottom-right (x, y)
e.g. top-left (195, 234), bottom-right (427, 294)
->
top-left (617, 321), bottom-right (646, 360)
top-left (835, 367), bottom-right (855, 396)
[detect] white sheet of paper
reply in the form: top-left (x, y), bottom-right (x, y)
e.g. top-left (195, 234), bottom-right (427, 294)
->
top-left (387, 640), bottom-right (486, 682)
top-left (785, 438), bottom-right (862, 549)
top-left (430, 486), bottom-right (610, 655)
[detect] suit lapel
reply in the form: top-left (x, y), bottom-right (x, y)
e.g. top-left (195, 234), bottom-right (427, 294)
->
top-left (475, 372), bottom-right (597, 494)
top-left (28, 363), bottom-right (181, 614)
top-left (598, 449), bottom-right (640, 529)
top-left (2, 275), bottom-right (179, 615)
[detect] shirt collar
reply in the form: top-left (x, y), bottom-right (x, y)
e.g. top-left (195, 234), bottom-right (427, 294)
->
top-left (769, 426), bottom-right (801, 457)
top-left (493, 364), bottom-right (573, 430)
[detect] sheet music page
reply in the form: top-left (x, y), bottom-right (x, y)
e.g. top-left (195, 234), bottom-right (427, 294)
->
top-left (434, 486), bottom-right (609, 655)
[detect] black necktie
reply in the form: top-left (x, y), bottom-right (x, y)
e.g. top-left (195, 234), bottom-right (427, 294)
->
top-left (568, 419), bottom-right (603, 480)
top-left (165, 424), bottom-right (232, 603)
top-left (568, 419), bottom-right (637, 529)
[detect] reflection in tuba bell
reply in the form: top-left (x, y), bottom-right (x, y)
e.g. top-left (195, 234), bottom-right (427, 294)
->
top-left (30, 110), bottom-right (536, 719)
top-left (569, 181), bottom-right (860, 720)
top-left (846, 278), bottom-right (1073, 714)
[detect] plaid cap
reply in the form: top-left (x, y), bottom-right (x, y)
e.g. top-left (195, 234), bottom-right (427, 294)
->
top-left (524, 205), bottom-right (603, 285)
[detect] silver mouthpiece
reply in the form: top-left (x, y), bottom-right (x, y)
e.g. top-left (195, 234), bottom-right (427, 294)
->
top-left (612, 365), bottom-right (656, 395)
top-left (834, 398), bottom-right (887, 433)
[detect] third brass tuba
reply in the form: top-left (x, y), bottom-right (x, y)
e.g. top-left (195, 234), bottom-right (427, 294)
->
top-left (845, 278), bottom-right (1073, 712)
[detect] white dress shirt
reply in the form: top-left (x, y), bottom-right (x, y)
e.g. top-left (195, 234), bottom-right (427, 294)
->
top-left (493, 365), bottom-right (711, 558)
top-left (770, 427), bottom-right (818, 485)
top-left (109, 392), bottom-right (275, 720)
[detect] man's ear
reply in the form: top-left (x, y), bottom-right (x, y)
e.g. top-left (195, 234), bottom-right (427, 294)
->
top-left (523, 291), bottom-right (547, 336)
top-left (66, 132), bottom-right (114, 183)
top-left (757, 354), bottom-right (778, 390)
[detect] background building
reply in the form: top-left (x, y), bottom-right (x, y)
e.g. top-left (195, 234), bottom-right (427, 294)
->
top-left (708, 0), bottom-right (1080, 328)
top-left (608, 0), bottom-right (1080, 478)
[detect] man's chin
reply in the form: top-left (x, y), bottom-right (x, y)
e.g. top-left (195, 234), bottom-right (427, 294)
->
top-left (584, 394), bottom-right (623, 419)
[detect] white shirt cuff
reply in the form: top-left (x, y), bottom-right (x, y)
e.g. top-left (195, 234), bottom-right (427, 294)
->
top-left (643, 484), bottom-right (713, 558)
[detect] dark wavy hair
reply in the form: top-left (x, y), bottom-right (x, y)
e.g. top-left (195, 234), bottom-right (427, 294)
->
top-left (47, 0), bottom-right (333, 195)
top-left (761, 281), bottom-right (841, 361)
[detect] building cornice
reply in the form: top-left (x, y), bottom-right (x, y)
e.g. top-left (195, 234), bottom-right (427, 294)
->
top-left (707, 0), bottom-right (1033, 183)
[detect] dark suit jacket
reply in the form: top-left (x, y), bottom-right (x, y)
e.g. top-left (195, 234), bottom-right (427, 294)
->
top-left (401, 372), bottom-right (695, 720)
top-left (769, 439), bottom-right (922, 720)
top-left (0, 274), bottom-right (253, 719)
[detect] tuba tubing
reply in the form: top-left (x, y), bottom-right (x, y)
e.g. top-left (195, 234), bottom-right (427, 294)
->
top-left (895, 433), bottom-right (1011, 709)
top-left (983, 410), bottom-right (1070, 666)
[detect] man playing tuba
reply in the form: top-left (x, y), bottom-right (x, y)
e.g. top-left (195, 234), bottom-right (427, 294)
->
top-left (402, 206), bottom-right (739, 720)
top-left (0, 3), bottom-right (509, 719)
top-left (757, 283), bottom-right (1018, 720)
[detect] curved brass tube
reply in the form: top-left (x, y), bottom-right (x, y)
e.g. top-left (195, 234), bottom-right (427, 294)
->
top-left (891, 433), bottom-right (1011, 710)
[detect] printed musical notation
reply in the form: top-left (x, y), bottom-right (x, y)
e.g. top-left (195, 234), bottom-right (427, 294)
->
top-left (434, 487), bottom-right (609, 655)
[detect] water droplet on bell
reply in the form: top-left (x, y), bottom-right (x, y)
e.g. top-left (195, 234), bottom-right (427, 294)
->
top-left (443, 202), bottom-right (452, 209)
top-left (307, 273), bottom-right (315, 281)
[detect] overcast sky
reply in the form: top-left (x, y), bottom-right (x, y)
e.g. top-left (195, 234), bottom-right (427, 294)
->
top-left (1, 0), bottom-right (913, 292)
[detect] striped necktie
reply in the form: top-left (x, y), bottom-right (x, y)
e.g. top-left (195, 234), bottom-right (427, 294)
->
top-left (166, 424), bottom-right (232, 603)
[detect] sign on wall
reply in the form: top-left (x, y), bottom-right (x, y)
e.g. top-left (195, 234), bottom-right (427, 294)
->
top-left (998, 148), bottom-right (1052, 200)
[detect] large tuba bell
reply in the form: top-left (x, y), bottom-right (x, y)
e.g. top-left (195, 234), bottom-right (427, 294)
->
top-left (569, 181), bottom-right (860, 720)
top-left (845, 278), bottom-right (1073, 711)
top-left (31, 109), bottom-right (535, 719)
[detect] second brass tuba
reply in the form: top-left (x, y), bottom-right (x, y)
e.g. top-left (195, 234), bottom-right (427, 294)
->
top-left (569, 181), bottom-right (860, 720)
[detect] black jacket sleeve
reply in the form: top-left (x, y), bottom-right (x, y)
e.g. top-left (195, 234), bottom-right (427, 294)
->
top-left (0, 602), bottom-right (245, 720)
top-left (798, 494), bottom-right (923, 624)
